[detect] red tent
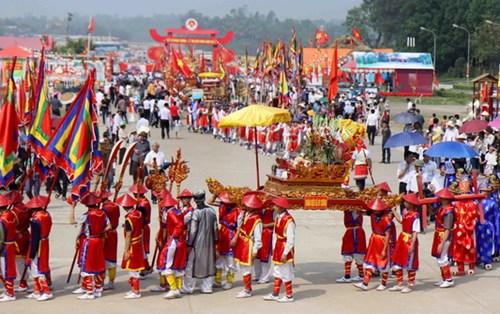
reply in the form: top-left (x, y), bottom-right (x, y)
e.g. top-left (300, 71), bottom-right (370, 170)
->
top-left (0, 46), bottom-right (31, 59)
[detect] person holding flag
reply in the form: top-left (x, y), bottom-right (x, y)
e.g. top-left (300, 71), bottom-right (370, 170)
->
top-left (117, 194), bottom-right (145, 299)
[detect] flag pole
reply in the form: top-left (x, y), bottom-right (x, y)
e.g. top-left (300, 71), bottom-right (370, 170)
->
top-left (87, 31), bottom-right (91, 61)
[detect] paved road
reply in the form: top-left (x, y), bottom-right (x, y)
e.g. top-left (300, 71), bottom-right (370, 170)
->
top-left (5, 101), bottom-right (498, 314)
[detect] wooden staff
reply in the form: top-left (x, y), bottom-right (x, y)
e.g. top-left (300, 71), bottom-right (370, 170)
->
top-left (113, 142), bottom-right (137, 202)
top-left (416, 173), bottom-right (428, 229)
top-left (66, 245), bottom-right (79, 284)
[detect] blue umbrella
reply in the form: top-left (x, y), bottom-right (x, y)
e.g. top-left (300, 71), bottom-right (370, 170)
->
top-left (384, 132), bottom-right (428, 148)
top-left (393, 112), bottom-right (419, 124)
top-left (424, 141), bottom-right (479, 158)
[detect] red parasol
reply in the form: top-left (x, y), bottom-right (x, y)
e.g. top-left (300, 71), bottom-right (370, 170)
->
top-left (459, 119), bottom-right (488, 134)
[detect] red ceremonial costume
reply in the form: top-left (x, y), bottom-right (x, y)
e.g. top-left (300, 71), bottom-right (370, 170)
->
top-left (431, 204), bottom-right (455, 258)
top-left (157, 208), bottom-right (187, 272)
top-left (12, 204), bottom-right (30, 259)
top-left (391, 210), bottom-right (420, 270)
top-left (364, 214), bottom-right (392, 270)
top-left (259, 209), bottom-right (274, 263)
top-left (217, 204), bottom-right (239, 256)
top-left (138, 197), bottom-right (151, 255)
top-left (122, 209), bottom-right (146, 272)
top-left (0, 209), bottom-right (18, 281)
top-left (272, 213), bottom-right (295, 264)
top-left (451, 200), bottom-right (478, 272)
top-left (102, 200), bottom-right (120, 264)
top-left (287, 127), bottom-right (299, 152)
top-left (79, 208), bottom-right (108, 274)
top-left (341, 211), bottom-right (367, 255)
top-left (234, 212), bottom-right (262, 266)
top-left (28, 211), bottom-right (52, 275)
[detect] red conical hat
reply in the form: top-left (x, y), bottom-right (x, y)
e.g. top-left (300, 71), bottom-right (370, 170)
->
top-left (178, 189), bottom-right (193, 198)
top-left (25, 195), bottom-right (49, 209)
top-left (5, 190), bottom-right (23, 204)
top-left (129, 185), bottom-right (148, 194)
top-left (271, 197), bottom-right (290, 209)
top-left (96, 190), bottom-right (112, 199)
top-left (218, 191), bottom-right (235, 204)
top-left (403, 193), bottom-right (420, 205)
top-left (377, 182), bottom-right (392, 193)
top-left (242, 194), bottom-right (263, 209)
top-left (435, 188), bottom-right (455, 200)
top-left (0, 194), bottom-right (11, 207)
top-left (159, 194), bottom-right (178, 208)
top-left (116, 194), bottom-right (137, 207)
top-left (80, 192), bottom-right (102, 207)
top-left (153, 188), bottom-right (171, 199)
top-left (367, 198), bottom-right (388, 211)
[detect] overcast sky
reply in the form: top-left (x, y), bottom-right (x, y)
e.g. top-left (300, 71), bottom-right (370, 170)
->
top-left (1, 0), bottom-right (362, 20)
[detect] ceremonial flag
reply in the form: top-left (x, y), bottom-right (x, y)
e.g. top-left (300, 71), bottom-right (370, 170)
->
top-left (433, 73), bottom-right (439, 89)
top-left (327, 44), bottom-right (339, 101)
top-left (171, 47), bottom-right (192, 77)
top-left (219, 60), bottom-right (226, 79)
top-left (375, 71), bottom-right (384, 85)
top-left (40, 34), bottom-right (49, 47)
top-left (40, 70), bottom-right (103, 200)
top-left (352, 27), bottom-right (363, 41)
top-left (278, 60), bottom-right (289, 107)
top-left (244, 44), bottom-right (249, 75)
top-left (273, 39), bottom-right (282, 64)
top-left (0, 58), bottom-right (21, 187)
top-left (315, 29), bottom-right (329, 46)
top-left (28, 49), bottom-right (52, 156)
top-left (200, 51), bottom-right (206, 73)
top-left (290, 28), bottom-right (297, 55)
top-left (87, 17), bottom-right (95, 34)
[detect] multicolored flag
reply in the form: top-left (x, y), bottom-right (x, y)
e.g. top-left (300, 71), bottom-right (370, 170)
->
top-left (171, 47), bottom-right (192, 77)
top-left (40, 70), bottom-right (103, 200)
top-left (28, 49), bottom-right (52, 156)
top-left (0, 58), bottom-right (21, 187)
top-left (278, 62), bottom-right (289, 107)
top-left (352, 27), bottom-right (363, 42)
top-left (327, 44), bottom-right (339, 101)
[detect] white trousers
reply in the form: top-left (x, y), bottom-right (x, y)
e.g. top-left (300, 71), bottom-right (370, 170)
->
top-left (253, 259), bottom-right (271, 281)
top-left (436, 240), bottom-right (451, 267)
top-left (183, 250), bottom-right (213, 293)
top-left (272, 262), bottom-right (294, 283)
top-left (216, 255), bottom-right (238, 274)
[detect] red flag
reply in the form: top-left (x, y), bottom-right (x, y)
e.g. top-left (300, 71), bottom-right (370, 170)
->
top-left (0, 58), bottom-right (21, 187)
top-left (327, 44), bottom-right (338, 101)
top-left (433, 74), bottom-right (439, 88)
top-left (315, 29), bottom-right (329, 46)
top-left (171, 47), bottom-right (192, 77)
top-left (87, 17), bottom-right (95, 34)
top-left (200, 51), bottom-right (206, 73)
top-left (352, 27), bottom-right (363, 41)
top-left (394, 71), bottom-right (400, 88)
top-left (375, 71), bottom-right (385, 85)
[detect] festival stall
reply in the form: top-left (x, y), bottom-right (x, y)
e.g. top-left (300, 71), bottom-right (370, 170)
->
top-left (342, 52), bottom-right (434, 97)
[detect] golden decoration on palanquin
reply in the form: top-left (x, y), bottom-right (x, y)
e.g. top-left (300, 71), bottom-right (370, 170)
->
top-left (206, 178), bottom-right (251, 206)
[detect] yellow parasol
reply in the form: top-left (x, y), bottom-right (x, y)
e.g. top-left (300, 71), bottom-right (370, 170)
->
top-left (218, 104), bottom-right (291, 188)
top-left (218, 104), bottom-right (291, 128)
top-left (198, 72), bottom-right (223, 78)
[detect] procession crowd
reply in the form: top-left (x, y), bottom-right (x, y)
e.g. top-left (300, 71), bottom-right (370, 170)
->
top-left (2, 72), bottom-right (500, 304)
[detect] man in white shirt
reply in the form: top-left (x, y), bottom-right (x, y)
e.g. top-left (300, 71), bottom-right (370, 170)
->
top-left (95, 89), bottom-right (104, 115)
top-left (159, 103), bottom-right (171, 139)
top-left (397, 152), bottom-right (415, 197)
top-left (428, 163), bottom-right (446, 194)
top-left (406, 160), bottom-right (423, 194)
top-left (422, 153), bottom-right (437, 186)
top-left (136, 112), bottom-right (150, 133)
top-left (407, 98), bottom-right (414, 110)
top-left (143, 98), bottom-right (152, 121)
top-left (144, 142), bottom-right (165, 173)
top-left (365, 109), bottom-right (378, 145)
top-left (442, 121), bottom-right (459, 142)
